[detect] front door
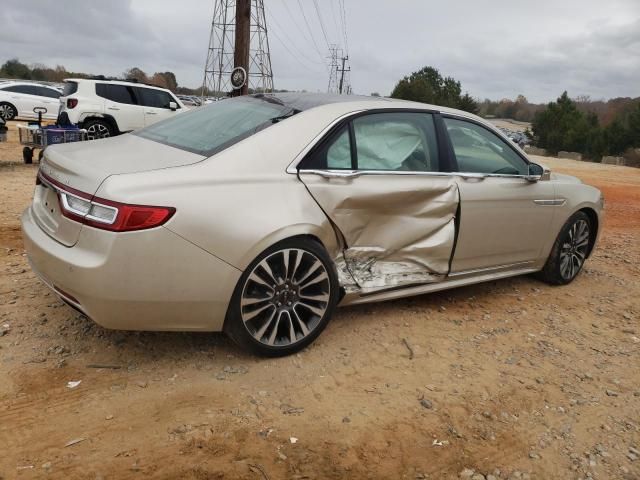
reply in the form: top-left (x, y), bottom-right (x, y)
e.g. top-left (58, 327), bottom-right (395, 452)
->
top-left (298, 111), bottom-right (460, 293)
top-left (96, 83), bottom-right (145, 132)
top-left (136, 88), bottom-right (180, 126)
top-left (442, 116), bottom-right (556, 273)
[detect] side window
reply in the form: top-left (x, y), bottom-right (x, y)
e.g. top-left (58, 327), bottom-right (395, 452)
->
top-left (444, 117), bottom-right (528, 175)
top-left (138, 88), bottom-right (174, 109)
top-left (36, 87), bottom-right (60, 98)
top-left (5, 85), bottom-right (31, 94)
top-left (299, 125), bottom-right (353, 170)
top-left (352, 112), bottom-right (439, 172)
top-left (96, 84), bottom-right (137, 105)
top-left (327, 128), bottom-right (351, 169)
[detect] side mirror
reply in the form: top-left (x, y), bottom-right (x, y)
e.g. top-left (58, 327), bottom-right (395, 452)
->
top-left (169, 101), bottom-right (178, 111)
top-left (525, 163), bottom-right (548, 182)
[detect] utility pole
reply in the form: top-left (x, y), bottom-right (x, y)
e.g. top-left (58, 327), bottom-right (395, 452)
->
top-left (233, 0), bottom-right (251, 96)
top-left (202, 0), bottom-right (273, 98)
top-left (337, 55), bottom-right (350, 95)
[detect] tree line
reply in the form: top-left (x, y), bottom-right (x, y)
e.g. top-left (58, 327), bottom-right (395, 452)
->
top-left (389, 65), bottom-right (640, 164)
top-left (532, 92), bottom-right (640, 163)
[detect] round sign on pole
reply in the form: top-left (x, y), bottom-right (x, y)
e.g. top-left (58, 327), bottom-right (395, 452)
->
top-left (230, 67), bottom-right (247, 90)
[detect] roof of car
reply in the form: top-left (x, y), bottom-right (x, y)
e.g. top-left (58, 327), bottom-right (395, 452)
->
top-left (64, 78), bottom-right (172, 91)
top-left (249, 92), bottom-right (484, 123)
top-left (252, 92), bottom-right (390, 111)
top-left (0, 80), bottom-right (59, 89)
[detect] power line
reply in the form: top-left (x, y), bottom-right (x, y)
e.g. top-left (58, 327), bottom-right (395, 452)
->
top-left (268, 27), bottom-right (325, 75)
top-left (338, 0), bottom-right (349, 54)
top-left (296, 0), bottom-right (326, 63)
top-left (311, 0), bottom-right (332, 50)
top-left (329, 0), bottom-right (342, 47)
top-left (264, 7), bottom-right (325, 72)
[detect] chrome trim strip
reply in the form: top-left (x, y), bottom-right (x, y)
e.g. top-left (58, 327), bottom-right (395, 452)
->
top-left (448, 261), bottom-right (535, 278)
top-left (534, 199), bottom-right (566, 206)
top-left (300, 169), bottom-right (540, 180)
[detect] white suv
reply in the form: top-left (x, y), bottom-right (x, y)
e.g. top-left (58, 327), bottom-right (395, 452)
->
top-left (58, 78), bottom-right (186, 139)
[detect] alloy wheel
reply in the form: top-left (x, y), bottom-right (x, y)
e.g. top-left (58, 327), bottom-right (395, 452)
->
top-left (0, 104), bottom-right (15, 120)
top-left (86, 123), bottom-right (110, 140)
top-left (240, 248), bottom-right (331, 347)
top-left (559, 219), bottom-right (589, 281)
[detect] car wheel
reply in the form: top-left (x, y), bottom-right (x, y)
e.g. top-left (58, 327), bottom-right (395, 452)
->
top-left (538, 212), bottom-right (591, 285)
top-left (0, 102), bottom-right (17, 121)
top-left (225, 238), bottom-right (339, 357)
top-left (23, 147), bottom-right (33, 164)
top-left (84, 119), bottom-right (113, 140)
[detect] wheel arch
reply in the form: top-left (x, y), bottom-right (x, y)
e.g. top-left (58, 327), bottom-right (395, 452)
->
top-left (80, 113), bottom-right (121, 134)
top-left (235, 223), bottom-right (340, 273)
top-left (578, 206), bottom-right (599, 258)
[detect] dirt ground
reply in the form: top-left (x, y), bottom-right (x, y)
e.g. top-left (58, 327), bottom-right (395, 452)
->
top-left (0, 120), bottom-right (639, 480)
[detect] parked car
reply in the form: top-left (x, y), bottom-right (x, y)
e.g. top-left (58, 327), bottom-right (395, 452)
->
top-left (0, 81), bottom-right (61, 120)
top-left (22, 94), bottom-right (603, 356)
top-left (177, 95), bottom-right (200, 107)
top-left (58, 79), bottom-right (186, 140)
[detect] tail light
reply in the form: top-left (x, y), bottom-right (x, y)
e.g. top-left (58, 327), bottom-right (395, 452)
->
top-left (38, 172), bottom-right (175, 232)
top-left (66, 98), bottom-right (78, 109)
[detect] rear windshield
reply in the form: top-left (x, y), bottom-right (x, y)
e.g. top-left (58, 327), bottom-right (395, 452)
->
top-left (135, 96), bottom-right (292, 156)
top-left (62, 81), bottom-right (78, 96)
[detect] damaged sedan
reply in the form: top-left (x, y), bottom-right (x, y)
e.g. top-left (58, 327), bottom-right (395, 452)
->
top-left (22, 93), bottom-right (603, 356)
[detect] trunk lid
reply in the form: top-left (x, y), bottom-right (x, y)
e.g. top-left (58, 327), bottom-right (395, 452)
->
top-left (33, 134), bottom-right (205, 247)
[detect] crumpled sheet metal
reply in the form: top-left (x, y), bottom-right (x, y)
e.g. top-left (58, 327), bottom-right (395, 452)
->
top-left (303, 174), bottom-right (459, 293)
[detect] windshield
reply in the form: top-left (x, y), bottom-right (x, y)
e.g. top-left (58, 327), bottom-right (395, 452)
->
top-left (135, 96), bottom-right (292, 156)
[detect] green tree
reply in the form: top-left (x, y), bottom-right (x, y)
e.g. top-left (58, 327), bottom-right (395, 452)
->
top-left (457, 93), bottom-right (479, 115)
top-left (123, 67), bottom-right (148, 83)
top-left (390, 66), bottom-right (478, 114)
top-left (1, 58), bottom-right (31, 79)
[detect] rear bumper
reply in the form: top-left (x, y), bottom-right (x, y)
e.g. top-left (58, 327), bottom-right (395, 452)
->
top-left (22, 207), bottom-right (241, 331)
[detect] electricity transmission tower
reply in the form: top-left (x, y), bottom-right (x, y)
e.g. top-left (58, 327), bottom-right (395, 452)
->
top-left (202, 0), bottom-right (274, 97)
top-left (327, 44), bottom-right (350, 94)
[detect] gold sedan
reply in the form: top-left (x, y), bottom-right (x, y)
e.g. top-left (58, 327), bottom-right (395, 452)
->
top-left (22, 94), bottom-right (603, 356)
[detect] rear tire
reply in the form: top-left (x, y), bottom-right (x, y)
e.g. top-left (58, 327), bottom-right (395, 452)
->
top-left (22, 147), bottom-right (33, 164)
top-left (224, 238), bottom-right (339, 357)
top-left (537, 211), bottom-right (591, 285)
top-left (0, 102), bottom-right (17, 121)
top-left (83, 119), bottom-right (113, 140)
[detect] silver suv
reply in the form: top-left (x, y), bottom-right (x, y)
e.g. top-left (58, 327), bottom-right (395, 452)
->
top-left (58, 78), bottom-right (186, 139)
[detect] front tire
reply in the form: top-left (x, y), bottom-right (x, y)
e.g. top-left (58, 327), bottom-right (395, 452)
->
top-left (538, 212), bottom-right (591, 285)
top-left (225, 238), bottom-right (339, 357)
top-left (83, 119), bottom-right (113, 140)
top-left (0, 102), bottom-right (17, 121)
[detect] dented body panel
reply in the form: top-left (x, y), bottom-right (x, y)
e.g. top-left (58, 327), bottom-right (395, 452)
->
top-left (299, 172), bottom-right (460, 293)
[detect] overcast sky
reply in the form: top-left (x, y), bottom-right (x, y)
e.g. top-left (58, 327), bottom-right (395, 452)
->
top-left (1, 0), bottom-right (638, 102)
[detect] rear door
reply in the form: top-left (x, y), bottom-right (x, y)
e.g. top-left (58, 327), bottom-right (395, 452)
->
top-left (95, 83), bottom-right (144, 132)
top-left (32, 86), bottom-right (61, 119)
top-left (443, 116), bottom-right (556, 273)
top-left (298, 111), bottom-right (460, 293)
top-left (136, 87), bottom-right (180, 126)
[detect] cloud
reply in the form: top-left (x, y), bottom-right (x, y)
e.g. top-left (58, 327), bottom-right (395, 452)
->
top-left (0, 0), bottom-right (638, 102)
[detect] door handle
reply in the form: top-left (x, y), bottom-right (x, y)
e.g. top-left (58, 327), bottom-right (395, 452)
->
top-left (107, 107), bottom-right (120, 111)
top-left (306, 169), bottom-right (361, 179)
top-left (459, 173), bottom-right (487, 181)
top-left (146, 111), bottom-right (158, 115)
